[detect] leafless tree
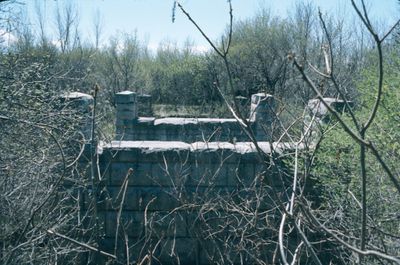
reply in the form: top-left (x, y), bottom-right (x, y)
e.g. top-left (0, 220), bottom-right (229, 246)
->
top-left (55, 1), bottom-right (80, 53)
top-left (92, 8), bottom-right (103, 50)
top-left (170, 0), bottom-right (400, 264)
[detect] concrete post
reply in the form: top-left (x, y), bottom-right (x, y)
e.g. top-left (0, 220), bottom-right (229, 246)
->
top-left (115, 91), bottom-right (138, 140)
top-left (304, 98), bottom-right (351, 141)
top-left (138, 94), bottom-right (153, 117)
top-left (59, 92), bottom-right (94, 255)
top-left (60, 92), bottom-right (94, 143)
top-left (235, 95), bottom-right (250, 118)
top-left (306, 98), bottom-right (349, 122)
top-left (249, 93), bottom-right (276, 141)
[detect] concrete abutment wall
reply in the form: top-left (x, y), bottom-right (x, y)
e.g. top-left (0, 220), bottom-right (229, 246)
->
top-left (65, 91), bottom-right (343, 264)
top-left (115, 91), bottom-right (277, 142)
top-left (94, 140), bottom-right (290, 264)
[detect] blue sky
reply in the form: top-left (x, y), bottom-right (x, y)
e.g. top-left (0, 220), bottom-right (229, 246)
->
top-left (21, 0), bottom-right (399, 51)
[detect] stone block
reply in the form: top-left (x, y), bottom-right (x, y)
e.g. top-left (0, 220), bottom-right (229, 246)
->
top-left (135, 187), bottom-right (180, 211)
top-left (226, 162), bottom-right (240, 186)
top-left (137, 94), bottom-right (153, 116)
top-left (151, 162), bottom-right (190, 187)
top-left (255, 163), bottom-right (267, 177)
top-left (116, 110), bottom-right (137, 120)
top-left (115, 127), bottom-right (135, 140)
top-left (154, 238), bottom-right (198, 265)
top-left (115, 92), bottom-right (138, 127)
top-left (189, 162), bottom-right (226, 187)
top-left (186, 211), bottom-right (231, 239)
top-left (238, 162), bottom-right (256, 186)
top-left (134, 162), bottom-right (154, 183)
top-left (98, 160), bottom-right (111, 182)
top-left (116, 103), bottom-right (135, 112)
top-left (115, 117), bottom-right (136, 127)
top-left (115, 91), bottom-right (137, 104)
top-left (146, 211), bottom-right (187, 237)
top-left (136, 151), bottom-right (161, 163)
top-left (198, 236), bottom-right (273, 265)
top-left (110, 163), bottom-right (134, 184)
top-left (105, 211), bottom-right (144, 238)
top-left (113, 150), bottom-right (140, 162)
top-left (198, 239), bottom-right (222, 265)
top-left (105, 186), bottom-right (139, 211)
top-left (110, 162), bottom-right (153, 186)
top-left (115, 132), bottom-right (134, 141)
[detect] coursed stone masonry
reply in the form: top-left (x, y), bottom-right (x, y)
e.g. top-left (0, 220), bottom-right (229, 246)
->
top-left (115, 91), bottom-right (276, 142)
top-left (67, 91), bottom-right (341, 264)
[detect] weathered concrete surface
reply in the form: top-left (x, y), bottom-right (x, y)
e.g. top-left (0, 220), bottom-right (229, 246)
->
top-left (59, 92), bottom-right (93, 143)
top-left (65, 91), bottom-right (346, 264)
top-left (153, 117), bottom-right (238, 125)
top-left (96, 139), bottom-right (284, 264)
top-left (304, 98), bottom-right (353, 142)
top-left (137, 94), bottom-right (153, 116)
top-left (116, 116), bottom-right (250, 142)
top-left (100, 140), bottom-right (295, 155)
top-left (115, 91), bottom-right (277, 142)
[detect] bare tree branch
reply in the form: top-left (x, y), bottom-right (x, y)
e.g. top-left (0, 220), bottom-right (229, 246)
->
top-left (47, 229), bottom-right (117, 260)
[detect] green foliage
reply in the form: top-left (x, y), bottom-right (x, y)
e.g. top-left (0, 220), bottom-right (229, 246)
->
top-left (0, 40), bottom-right (92, 264)
top-left (311, 48), bottom-right (400, 262)
top-left (149, 44), bottom-right (216, 105)
top-left (229, 10), bottom-right (293, 97)
top-left (313, 121), bottom-right (358, 204)
top-left (1, 1), bottom-right (399, 263)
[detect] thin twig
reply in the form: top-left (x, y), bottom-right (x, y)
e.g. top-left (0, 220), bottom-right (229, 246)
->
top-left (11, 128), bottom-right (67, 259)
top-left (317, 11), bottom-right (360, 130)
top-left (381, 19), bottom-right (400, 42)
top-left (279, 207), bottom-right (290, 265)
top-left (301, 206), bottom-right (400, 264)
top-left (351, 0), bottom-right (375, 38)
top-left (292, 58), bottom-right (400, 193)
top-left (176, 2), bottom-right (224, 58)
top-left (293, 219), bottom-right (323, 265)
top-left (47, 229), bottom-right (117, 260)
top-left (307, 61), bottom-right (330, 78)
top-left (114, 168), bottom-right (132, 256)
top-left (290, 241), bottom-right (304, 265)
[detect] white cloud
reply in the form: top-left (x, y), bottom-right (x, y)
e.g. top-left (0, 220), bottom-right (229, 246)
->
top-left (147, 42), bottom-right (159, 53)
top-left (191, 45), bottom-right (210, 54)
top-left (0, 29), bottom-right (17, 45)
top-left (147, 42), bottom-right (210, 54)
top-left (50, 39), bottom-right (62, 49)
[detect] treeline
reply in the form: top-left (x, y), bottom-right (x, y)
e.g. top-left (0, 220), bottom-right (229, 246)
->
top-left (2, 1), bottom-right (400, 264)
top-left (1, 2), bottom-right (375, 118)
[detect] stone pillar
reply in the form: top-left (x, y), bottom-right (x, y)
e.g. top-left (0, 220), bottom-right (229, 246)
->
top-left (115, 91), bottom-right (138, 140)
top-left (249, 93), bottom-right (276, 141)
top-left (304, 98), bottom-right (351, 141)
top-left (60, 92), bottom-right (94, 144)
top-left (137, 94), bottom-right (153, 117)
top-left (306, 98), bottom-right (349, 123)
top-left (59, 93), bottom-right (95, 260)
top-left (235, 95), bottom-right (250, 118)
top-left (59, 92), bottom-right (94, 174)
